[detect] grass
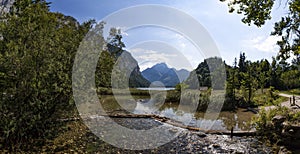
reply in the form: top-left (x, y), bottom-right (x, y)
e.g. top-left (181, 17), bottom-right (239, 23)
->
top-left (280, 88), bottom-right (300, 96)
top-left (97, 87), bottom-right (291, 110)
top-left (253, 93), bottom-right (288, 106)
top-left (97, 87), bottom-right (233, 111)
top-left (252, 88), bottom-right (289, 107)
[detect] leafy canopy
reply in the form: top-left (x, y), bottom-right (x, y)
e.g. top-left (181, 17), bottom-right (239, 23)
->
top-left (221, 0), bottom-right (300, 61)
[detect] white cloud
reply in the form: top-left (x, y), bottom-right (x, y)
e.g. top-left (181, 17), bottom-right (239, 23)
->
top-left (130, 48), bottom-right (157, 54)
top-left (128, 48), bottom-right (194, 71)
top-left (130, 48), bottom-right (177, 64)
top-left (244, 35), bottom-right (281, 53)
top-left (169, 0), bottom-right (234, 19)
top-left (179, 42), bottom-right (186, 49)
top-left (174, 33), bottom-right (184, 39)
top-left (121, 31), bottom-right (129, 36)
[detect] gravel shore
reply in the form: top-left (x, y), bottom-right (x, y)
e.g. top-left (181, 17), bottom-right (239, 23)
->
top-left (83, 116), bottom-right (273, 153)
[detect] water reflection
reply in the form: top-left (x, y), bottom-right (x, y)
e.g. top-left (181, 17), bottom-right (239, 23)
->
top-left (100, 95), bottom-right (254, 131)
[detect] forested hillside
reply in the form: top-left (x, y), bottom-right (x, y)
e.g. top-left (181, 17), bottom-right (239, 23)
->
top-left (185, 53), bottom-right (300, 106)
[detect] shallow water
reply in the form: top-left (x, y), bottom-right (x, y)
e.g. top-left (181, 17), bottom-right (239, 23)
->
top-left (99, 95), bottom-right (255, 131)
top-left (85, 116), bottom-right (272, 153)
top-left (136, 87), bottom-right (175, 91)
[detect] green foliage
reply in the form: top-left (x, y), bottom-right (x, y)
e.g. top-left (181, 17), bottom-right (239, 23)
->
top-left (165, 90), bottom-right (181, 102)
top-left (225, 53), bottom-right (258, 107)
top-left (193, 58), bottom-right (211, 87)
top-left (280, 69), bottom-right (300, 90)
top-left (253, 87), bottom-right (288, 106)
top-left (240, 61), bottom-right (258, 104)
top-left (184, 57), bottom-right (225, 90)
top-left (272, 0), bottom-right (300, 61)
top-left (257, 59), bottom-right (271, 92)
top-left (269, 57), bottom-right (284, 89)
top-left (197, 89), bottom-right (211, 111)
top-left (283, 88), bottom-right (300, 95)
top-left (291, 111), bottom-right (300, 121)
top-left (188, 52), bottom-right (299, 108)
top-left (107, 27), bottom-right (125, 58)
top-left (224, 52), bottom-right (300, 107)
top-left (222, 0), bottom-right (274, 26)
top-left (225, 59), bottom-right (238, 101)
top-left (290, 88), bottom-right (300, 95)
top-left (175, 83), bottom-right (189, 92)
top-left (165, 89), bottom-right (234, 111)
top-left (221, 0), bottom-right (300, 62)
top-left (95, 51), bottom-right (115, 88)
top-left (93, 24), bottom-right (149, 89)
top-left (238, 52), bottom-right (247, 73)
top-left (252, 106), bottom-right (299, 144)
top-left (0, 0), bottom-right (91, 148)
top-left (129, 71), bottom-right (151, 88)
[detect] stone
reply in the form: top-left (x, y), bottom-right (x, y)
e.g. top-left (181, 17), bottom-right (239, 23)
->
top-left (278, 146), bottom-right (292, 154)
top-left (212, 144), bottom-right (220, 148)
top-left (196, 132), bottom-right (207, 138)
top-left (272, 115), bottom-right (286, 123)
top-left (272, 115), bottom-right (286, 127)
top-left (168, 128), bottom-right (178, 133)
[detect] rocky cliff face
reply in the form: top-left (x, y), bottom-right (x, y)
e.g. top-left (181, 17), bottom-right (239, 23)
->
top-left (112, 51), bottom-right (150, 88)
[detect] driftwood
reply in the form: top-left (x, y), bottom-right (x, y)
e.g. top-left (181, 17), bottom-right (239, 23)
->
top-left (59, 113), bottom-right (256, 136)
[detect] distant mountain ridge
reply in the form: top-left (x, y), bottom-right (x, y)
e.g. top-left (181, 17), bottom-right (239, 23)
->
top-left (141, 63), bottom-right (190, 87)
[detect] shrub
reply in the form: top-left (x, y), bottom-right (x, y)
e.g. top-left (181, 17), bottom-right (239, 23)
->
top-left (252, 106), bottom-right (299, 144)
top-left (0, 1), bottom-right (90, 149)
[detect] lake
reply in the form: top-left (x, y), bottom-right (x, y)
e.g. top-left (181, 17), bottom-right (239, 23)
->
top-left (137, 87), bottom-right (175, 91)
top-left (99, 95), bottom-right (255, 131)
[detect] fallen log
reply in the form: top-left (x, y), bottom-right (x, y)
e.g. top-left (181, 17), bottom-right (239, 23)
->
top-left (163, 119), bottom-right (256, 136)
top-left (58, 113), bottom-right (257, 136)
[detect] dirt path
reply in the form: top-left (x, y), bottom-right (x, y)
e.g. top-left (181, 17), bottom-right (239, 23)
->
top-left (261, 93), bottom-right (300, 111)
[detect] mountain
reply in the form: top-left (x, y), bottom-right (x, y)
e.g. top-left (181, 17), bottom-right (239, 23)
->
top-left (176, 69), bottom-right (190, 82)
top-left (142, 63), bottom-right (169, 82)
top-left (141, 63), bottom-right (190, 87)
top-left (124, 51), bottom-right (151, 88)
top-left (110, 51), bottom-right (150, 88)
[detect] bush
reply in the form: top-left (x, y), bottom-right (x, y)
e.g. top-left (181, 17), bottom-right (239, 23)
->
top-left (252, 106), bottom-right (300, 144)
top-left (0, 1), bottom-right (90, 149)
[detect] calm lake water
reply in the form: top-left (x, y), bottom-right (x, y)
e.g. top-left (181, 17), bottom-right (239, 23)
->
top-left (137, 87), bottom-right (175, 91)
top-left (99, 95), bottom-right (255, 131)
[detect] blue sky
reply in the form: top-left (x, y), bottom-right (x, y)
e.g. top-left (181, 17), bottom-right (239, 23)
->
top-left (48, 0), bottom-right (288, 71)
